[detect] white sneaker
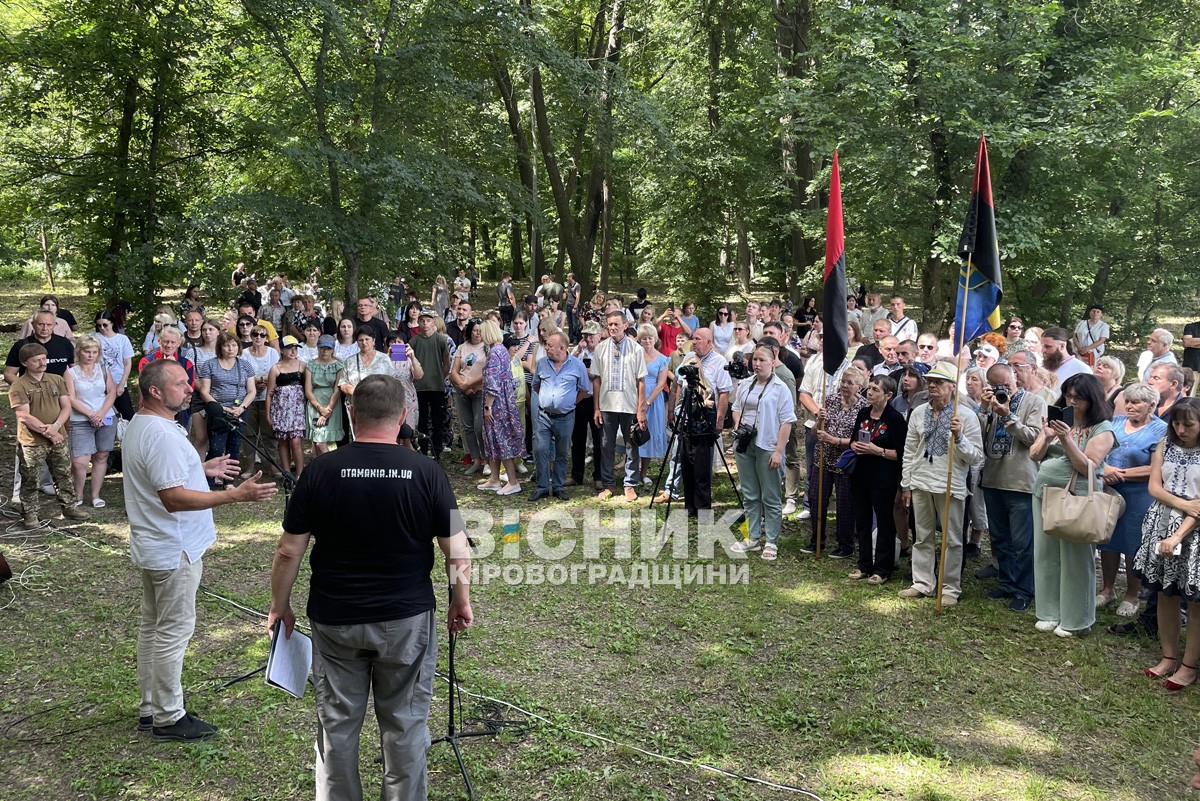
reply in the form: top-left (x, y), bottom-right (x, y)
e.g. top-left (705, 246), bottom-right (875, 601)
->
top-left (585, 455), bottom-right (593, 465)
top-left (517, 462), bottom-right (528, 475)
top-left (1034, 619), bottom-right (1059, 633)
top-left (642, 477), bottom-right (652, 486)
top-left (798, 507), bottom-right (812, 520)
top-left (482, 465), bottom-right (492, 477)
top-left (782, 499), bottom-right (797, 516)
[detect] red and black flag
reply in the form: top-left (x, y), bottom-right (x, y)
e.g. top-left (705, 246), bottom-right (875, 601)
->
top-left (823, 151), bottom-right (848, 375)
top-left (954, 135), bottom-right (1003, 351)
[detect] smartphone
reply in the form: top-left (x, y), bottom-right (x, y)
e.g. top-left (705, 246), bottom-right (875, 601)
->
top-left (390, 343), bottom-right (407, 361)
top-left (1172, 542), bottom-right (1183, 556)
top-left (1048, 406), bottom-right (1064, 423)
top-left (1062, 406), bottom-right (1074, 427)
top-left (857, 430), bottom-right (871, 442)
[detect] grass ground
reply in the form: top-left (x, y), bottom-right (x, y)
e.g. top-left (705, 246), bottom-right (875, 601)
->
top-left (1, 272), bottom-right (1197, 800)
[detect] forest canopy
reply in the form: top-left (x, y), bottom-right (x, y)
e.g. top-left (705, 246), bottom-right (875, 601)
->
top-left (1, 0), bottom-right (1198, 335)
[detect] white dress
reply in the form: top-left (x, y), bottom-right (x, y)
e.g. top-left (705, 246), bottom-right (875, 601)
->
top-left (1134, 441), bottom-right (1200, 599)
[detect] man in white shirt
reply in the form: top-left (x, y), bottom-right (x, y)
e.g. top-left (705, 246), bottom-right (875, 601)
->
top-left (123, 360), bottom-right (276, 740)
top-left (1040, 327), bottom-right (1091, 383)
top-left (666, 328), bottom-right (732, 517)
top-left (1141, 328), bottom-right (1179, 380)
top-left (872, 336), bottom-right (901, 376)
top-left (886, 295), bottom-right (918, 343)
top-left (589, 312), bottom-right (647, 501)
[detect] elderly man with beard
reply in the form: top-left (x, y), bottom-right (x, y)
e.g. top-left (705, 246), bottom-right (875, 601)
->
top-left (1041, 327), bottom-right (1091, 383)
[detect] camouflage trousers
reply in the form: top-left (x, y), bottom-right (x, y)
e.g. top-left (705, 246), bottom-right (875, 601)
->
top-left (18, 440), bottom-right (75, 517)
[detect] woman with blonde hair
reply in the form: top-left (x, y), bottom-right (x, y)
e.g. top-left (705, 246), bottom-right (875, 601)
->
top-left (636, 323), bottom-right (669, 482)
top-left (477, 320), bottom-right (525, 495)
top-left (1094, 355), bottom-right (1127, 414)
top-left (431, 275), bottom-right (450, 318)
top-left (64, 336), bottom-right (117, 507)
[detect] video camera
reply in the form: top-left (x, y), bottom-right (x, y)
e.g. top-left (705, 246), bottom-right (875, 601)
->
top-left (724, 351), bottom-right (751, 381)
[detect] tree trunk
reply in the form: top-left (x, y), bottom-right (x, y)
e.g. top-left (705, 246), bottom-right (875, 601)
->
top-left (736, 218), bottom-right (751, 291)
top-left (775, 0), bottom-right (818, 305)
top-left (103, 74), bottom-right (139, 297)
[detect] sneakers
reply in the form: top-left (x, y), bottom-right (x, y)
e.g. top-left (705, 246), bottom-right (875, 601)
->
top-left (596, 489), bottom-right (613, 501)
top-left (798, 508), bottom-right (812, 520)
top-left (138, 715), bottom-right (153, 732)
top-left (962, 542), bottom-right (981, 559)
top-left (624, 487), bottom-right (638, 502)
top-left (782, 499), bottom-right (797, 516)
top-left (986, 588), bottom-right (1011, 601)
top-left (798, 543), bottom-right (817, 554)
top-left (1008, 596), bottom-right (1032, 612)
top-left (482, 465), bottom-right (492, 477)
top-left (516, 461), bottom-right (529, 475)
top-left (940, 595), bottom-right (958, 607)
top-left (152, 712), bottom-right (217, 741)
top-left (828, 547), bottom-right (853, 559)
top-left (730, 539), bottom-right (762, 553)
top-left (1034, 619), bottom-right (1060, 633)
top-left (464, 463), bottom-right (483, 476)
top-left (61, 506), bottom-right (89, 521)
top-left (898, 587), bottom-right (928, 599)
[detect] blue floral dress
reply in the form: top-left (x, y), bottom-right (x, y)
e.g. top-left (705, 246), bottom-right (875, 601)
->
top-left (641, 353), bottom-right (669, 459)
top-left (482, 344), bottom-right (525, 461)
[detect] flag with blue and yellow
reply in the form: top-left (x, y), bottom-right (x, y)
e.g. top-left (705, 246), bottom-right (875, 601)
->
top-left (954, 135), bottom-right (1003, 353)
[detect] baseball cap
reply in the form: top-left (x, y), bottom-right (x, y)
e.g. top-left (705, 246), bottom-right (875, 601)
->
top-left (976, 344), bottom-right (1000, 361)
top-left (317, 334), bottom-right (336, 348)
top-left (281, 335), bottom-right (299, 348)
top-left (925, 362), bottom-right (958, 384)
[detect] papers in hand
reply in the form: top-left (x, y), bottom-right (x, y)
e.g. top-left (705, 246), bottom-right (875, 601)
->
top-left (266, 619), bottom-right (312, 699)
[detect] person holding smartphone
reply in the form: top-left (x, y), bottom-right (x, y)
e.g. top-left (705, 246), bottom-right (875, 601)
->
top-left (1029, 374), bottom-right (1116, 637)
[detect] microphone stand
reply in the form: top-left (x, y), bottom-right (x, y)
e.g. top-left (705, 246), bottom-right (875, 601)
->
top-left (213, 408), bottom-right (298, 506)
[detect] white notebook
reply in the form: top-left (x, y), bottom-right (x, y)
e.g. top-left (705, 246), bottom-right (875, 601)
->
top-left (265, 620), bottom-right (312, 699)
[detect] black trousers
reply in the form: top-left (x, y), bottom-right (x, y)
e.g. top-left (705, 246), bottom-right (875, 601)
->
top-left (852, 476), bottom-right (899, 579)
top-left (417, 390), bottom-right (447, 461)
top-left (571, 395), bottom-right (601, 483)
top-left (680, 434), bottom-right (715, 514)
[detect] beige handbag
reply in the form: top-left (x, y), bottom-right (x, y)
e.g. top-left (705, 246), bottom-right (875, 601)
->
top-left (1042, 460), bottom-right (1125, 545)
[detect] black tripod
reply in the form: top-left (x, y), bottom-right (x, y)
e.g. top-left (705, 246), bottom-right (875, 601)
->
top-left (431, 586), bottom-right (527, 800)
top-left (647, 379), bottom-right (744, 533)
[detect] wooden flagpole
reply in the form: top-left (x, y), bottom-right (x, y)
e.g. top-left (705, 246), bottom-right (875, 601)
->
top-left (813, 373), bottom-right (828, 562)
top-left (934, 257), bottom-right (974, 614)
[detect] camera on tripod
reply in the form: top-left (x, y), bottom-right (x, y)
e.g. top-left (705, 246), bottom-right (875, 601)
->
top-left (724, 351), bottom-right (751, 381)
top-left (678, 363), bottom-right (701, 387)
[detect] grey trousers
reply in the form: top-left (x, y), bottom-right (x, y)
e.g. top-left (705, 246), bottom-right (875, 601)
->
top-left (137, 555), bottom-right (203, 727)
top-left (910, 489), bottom-right (966, 599)
top-left (312, 610), bottom-right (438, 801)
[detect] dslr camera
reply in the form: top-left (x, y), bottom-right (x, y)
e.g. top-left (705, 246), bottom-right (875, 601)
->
top-left (724, 351), bottom-right (751, 381)
top-left (733, 424), bottom-right (758, 454)
top-left (990, 385), bottom-right (1010, 406)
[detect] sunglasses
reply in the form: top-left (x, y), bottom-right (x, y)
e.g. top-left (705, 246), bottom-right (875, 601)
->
top-left (734, 326), bottom-right (748, 331)
top-left (918, 344), bottom-right (936, 350)
top-left (239, 322), bottom-right (254, 327)
top-left (251, 332), bottom-right (268, 338)
top-left (1009, 324), bottom-right (1023, 330)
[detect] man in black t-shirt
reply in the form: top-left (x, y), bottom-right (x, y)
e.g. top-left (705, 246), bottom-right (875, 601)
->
top-left (1183, 308), bottom-right (1200, 372)
top-left (268, 374), bottom-right (473, 801)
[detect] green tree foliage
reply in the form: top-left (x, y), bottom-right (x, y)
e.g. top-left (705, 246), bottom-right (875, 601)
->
top-left (1, 0), bottom-right (1198, 335)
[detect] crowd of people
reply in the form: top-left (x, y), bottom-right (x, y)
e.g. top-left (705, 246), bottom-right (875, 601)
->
top-left (7, 274), bottom-right (1200, 796)
top-left (6, 281), bottom-right (1200, 649)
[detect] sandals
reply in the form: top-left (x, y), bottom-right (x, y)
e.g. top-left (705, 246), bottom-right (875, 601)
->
top-left (761, 543), bottom-right (778, 561)
top-left (91, 498), bottom-right (106, 509)
top-left (1165, 663), bottom-right (1198, 692)
top-left (1145, 655), bottom-right (1178, 679)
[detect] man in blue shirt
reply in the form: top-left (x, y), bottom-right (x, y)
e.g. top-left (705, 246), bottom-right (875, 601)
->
top-left (531, 332), bottom-right (591, 500)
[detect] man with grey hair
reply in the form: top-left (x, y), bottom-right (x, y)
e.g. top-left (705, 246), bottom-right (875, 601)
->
top-left (531, 332), bottom-right (590, 500)
top-left (1141, 328), bottom-right (1178, 380)
top-left (977, 363), bottom-right (1046, 612)
top-left (270, 372), bottom-right (472, 800)
top-left (1149, 363), bottom-right (1185, 419)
